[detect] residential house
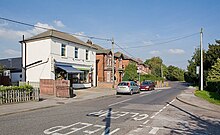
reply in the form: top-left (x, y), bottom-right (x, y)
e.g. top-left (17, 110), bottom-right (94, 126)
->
top-left (136, 58), bottom-right (151, 75)
top-left (0, 57), bottom-right (22, 85)
top-left (20, 30), bottom-right (97, 89)
top-left (88, 42), bottom-right (114, 87)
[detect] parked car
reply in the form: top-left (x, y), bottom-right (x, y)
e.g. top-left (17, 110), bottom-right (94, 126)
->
top-left (116, 81), bottom-right (140, 95)
top-left (139, 81), bottom-right (155, 91)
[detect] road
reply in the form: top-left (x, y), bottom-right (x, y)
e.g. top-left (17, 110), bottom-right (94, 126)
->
top-left (0, 82), bottom-right (209, 135)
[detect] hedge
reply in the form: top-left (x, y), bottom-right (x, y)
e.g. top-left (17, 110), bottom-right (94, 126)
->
top-left (206, 81), bottom-right (220, 93)
top-left (0, 85), bottom-right (34, 92)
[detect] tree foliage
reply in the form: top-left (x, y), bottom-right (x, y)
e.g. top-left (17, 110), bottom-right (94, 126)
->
top-left (122, 63), bottom-right (138, 81)
top-left (166, 65), bottom-right (185, 81)
top-left (144, 57), bottom-right (163, 77)
top-left (207, 58), bottom-right (220, 81)
top-left (185, 40), bottom-right (220, 85)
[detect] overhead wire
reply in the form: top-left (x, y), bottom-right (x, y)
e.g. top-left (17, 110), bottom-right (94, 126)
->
top-left (0, 16), bottom-right (112, 41)
top-left (115, 32), bottom-right (200, 49)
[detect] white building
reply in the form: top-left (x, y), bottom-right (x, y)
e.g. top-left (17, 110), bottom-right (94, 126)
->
top-left (20, 30), bottom-right (97, 88)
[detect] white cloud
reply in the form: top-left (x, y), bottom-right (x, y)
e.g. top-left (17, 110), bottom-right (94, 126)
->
top-left (53, 20), bottom-right (65, 28)
top-left (3, 49), bottom-right (20, 57)
top-left (149, 50), bottom-right (160, 55)
top-left (0, 22), bottom-right (55, 40)
top-left (74, 32), bottom-right (87, 41)
top-left (168, 49), bottom-right (185, 54)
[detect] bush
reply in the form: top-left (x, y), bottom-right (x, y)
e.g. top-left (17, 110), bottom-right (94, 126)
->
top-left (0, 85), bottom-right (34, 92)
top-left (206, 81), bottom-right (220, 93)
top-left (140, 74), bottom-right (164, 82)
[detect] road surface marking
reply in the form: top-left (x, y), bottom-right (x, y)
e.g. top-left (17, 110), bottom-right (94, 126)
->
top-left (149, 127), bottom-right (160, 134)
top-left (101, 128), bottom-right (120, 135)
top-left (150, 98), bottom-right (176, 119)
top-left (143, 120), bottom-right (149, 125)
top-left (108, 98), bottom-right (132, 106)
top-left (44, 122), bottom-right (120, 135)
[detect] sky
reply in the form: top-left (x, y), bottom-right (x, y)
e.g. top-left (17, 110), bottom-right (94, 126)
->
top-left (0, 0), bottom-right (220, 69)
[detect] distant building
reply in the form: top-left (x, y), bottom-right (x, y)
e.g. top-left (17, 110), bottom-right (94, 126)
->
top-left (20, 30), bottom-right (97, 88)
top-left (0, 57), bottom-right (22, 84)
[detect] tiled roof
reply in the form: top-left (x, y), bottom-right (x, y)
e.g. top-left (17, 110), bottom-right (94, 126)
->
top-left (0, 57), bottom-right (22, 70)
top-left (21, 30), bottom-right (98, 49)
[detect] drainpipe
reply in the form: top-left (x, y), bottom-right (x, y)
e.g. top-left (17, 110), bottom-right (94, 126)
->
top-left (23, 35), bottom-right (27, 82)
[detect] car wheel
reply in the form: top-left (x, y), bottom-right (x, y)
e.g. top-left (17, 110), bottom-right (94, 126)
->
top-left (130, 90), bottom-right (133, 95)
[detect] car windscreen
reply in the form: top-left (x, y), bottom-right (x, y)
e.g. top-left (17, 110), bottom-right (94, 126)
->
top-left (118, 82), bottom-right (129, 86)
top-left (141, 82), bottom-right (150, 85)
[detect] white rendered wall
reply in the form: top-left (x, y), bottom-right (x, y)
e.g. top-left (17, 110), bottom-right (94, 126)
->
top-left (22, 39), bottom-right (52, 82)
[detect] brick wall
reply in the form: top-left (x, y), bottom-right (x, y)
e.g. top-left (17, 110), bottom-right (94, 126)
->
top-left (40, 79), bottom-right (71, 98)
top-left (97, 82), bottom-right (117, 88)
top-left (96, 55), bottom-right (104, 82)
top-left (40, 79), bottom-right (54, 95)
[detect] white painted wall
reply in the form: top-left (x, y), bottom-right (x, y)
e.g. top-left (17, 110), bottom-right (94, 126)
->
top-left (23, 37), bottom-right (97, 87)
top-left (22, 39), bottom-right (52, 82)
top-left (11, 72), bottom-right (22, 83)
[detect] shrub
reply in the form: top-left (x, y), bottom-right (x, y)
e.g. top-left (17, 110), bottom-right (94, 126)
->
top-left (0, 85), bottom-right (34, 92)
top-left (206, 81), bottom-right (220, 93)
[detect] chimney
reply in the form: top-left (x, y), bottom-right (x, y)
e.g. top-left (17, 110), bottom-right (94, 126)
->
top-left (87, 40), bottom-right (93, 45)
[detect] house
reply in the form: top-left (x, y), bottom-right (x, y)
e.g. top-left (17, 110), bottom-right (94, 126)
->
top-left (136, 58), bottom-right (151, 75)
top-left (20, 30), bottom-right (97, 89)
top-left (87, 42), bottom-right (114, 88)
top-left (0, 57), bottom-right (22, 85)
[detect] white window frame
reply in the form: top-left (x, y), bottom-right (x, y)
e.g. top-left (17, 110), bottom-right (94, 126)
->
top-left (61, 44), bottom-right (66, 57)
top-left (75, 47), bottom-right (78, 58)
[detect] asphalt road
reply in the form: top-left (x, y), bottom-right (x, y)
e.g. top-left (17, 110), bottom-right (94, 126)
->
top-left (0, 82), bottom-right (187, 135)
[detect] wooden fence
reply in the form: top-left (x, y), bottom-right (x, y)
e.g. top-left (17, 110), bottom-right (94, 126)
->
top-left (0, 88), bottom-right (39, 105)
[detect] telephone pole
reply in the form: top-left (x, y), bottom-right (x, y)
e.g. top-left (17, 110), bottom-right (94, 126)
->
top-left (200, 28), bottom-right (203, 90)
top-left (112, 38), bottom-right (115, 88)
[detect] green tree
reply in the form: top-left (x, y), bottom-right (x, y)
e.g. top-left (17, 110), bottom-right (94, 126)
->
top-left (205, 41), bottom-right (220, 70)
top-left (166, 65), bottom-right (185, 81)
top-left (144, 57), bottom-right (163, 77)
top-left (207, 58), bottom-right (220, 81)
top-left (185, 48), bottom-right (205, 84)
top-left (122, 63), bottom-right (138, 81)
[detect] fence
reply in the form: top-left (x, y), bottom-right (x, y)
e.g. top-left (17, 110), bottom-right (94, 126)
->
top-left (0, 88), bottom-right (39, 105)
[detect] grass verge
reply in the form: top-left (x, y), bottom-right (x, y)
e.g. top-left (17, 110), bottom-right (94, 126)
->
top-left (195, 90), bottom-right (220, 105)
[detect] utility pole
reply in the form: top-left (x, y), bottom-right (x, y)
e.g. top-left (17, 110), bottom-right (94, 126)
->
top-left (112, 38), bottom-right (115, 88)
top-left (200, 28), bottom-right (203, 90)
top-left (161, 64), bottom-right (163, 78)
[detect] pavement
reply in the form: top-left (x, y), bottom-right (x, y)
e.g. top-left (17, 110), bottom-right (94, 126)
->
top-left (0, 86), bottom-right (219, 117)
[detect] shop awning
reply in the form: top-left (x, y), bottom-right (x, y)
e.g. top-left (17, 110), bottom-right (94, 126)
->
top-left (56, 65), bottom-right (83, 73)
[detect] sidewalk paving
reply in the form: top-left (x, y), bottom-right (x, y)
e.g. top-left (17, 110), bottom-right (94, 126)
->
top-left (0, 86), bottom-right (219, 117)
top-left (176, 87), bottom-right (220, 113)
top-left (0, 87), bottom-right (116, 116)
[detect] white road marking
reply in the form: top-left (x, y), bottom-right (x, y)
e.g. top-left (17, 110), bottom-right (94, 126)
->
top-left (108, 98), bottom-right (132, 107)
top-left (143, 120), bottom-right (149, 125)
top-left (150, 98), bottom-right (176, 119)
top-left (101, 128), bottom-right (120, 135)
top-left (149, 127), bottom-right (160, 134)
top-left (133, 114), bottom-right (149, 121)
top-left (133, 128), bottom-right (143, 132)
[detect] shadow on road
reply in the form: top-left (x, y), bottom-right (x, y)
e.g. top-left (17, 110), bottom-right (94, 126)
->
top-left (164, 103), bottom-right (220, 135)
top-left (103, 108), bottom-right (112, 135)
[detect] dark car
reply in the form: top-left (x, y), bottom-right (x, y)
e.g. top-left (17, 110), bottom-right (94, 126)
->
top-left (139, 81), bottom-right (155, 91)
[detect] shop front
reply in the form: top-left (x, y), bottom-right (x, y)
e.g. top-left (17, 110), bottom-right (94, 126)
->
top-left (55, 63), bottom-right (93, 89)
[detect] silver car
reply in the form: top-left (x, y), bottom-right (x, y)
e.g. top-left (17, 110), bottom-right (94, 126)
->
top-left (116, 81), bottom-right (140, 95)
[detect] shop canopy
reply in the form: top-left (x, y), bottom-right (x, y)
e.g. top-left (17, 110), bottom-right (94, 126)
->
top-left (56, 64), bottom-right (83, 73)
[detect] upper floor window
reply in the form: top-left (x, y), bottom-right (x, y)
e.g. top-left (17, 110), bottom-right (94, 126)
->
top-left (75, 47), bottom-right (78, 58)
top-left (86, 50), bottom-right (89, 60)
top-left (61, 44), bottom-right (66, 56)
